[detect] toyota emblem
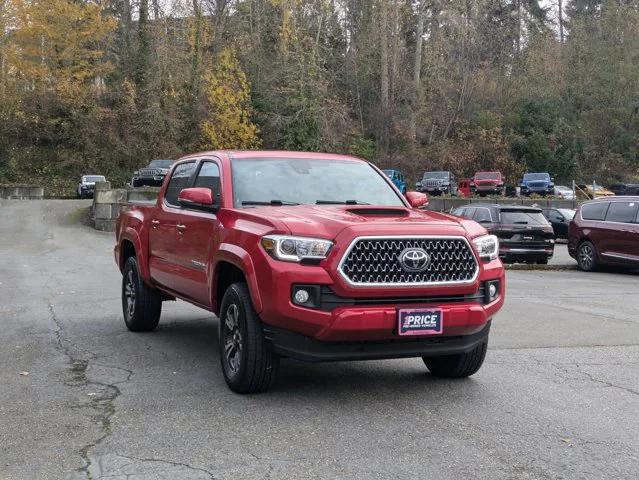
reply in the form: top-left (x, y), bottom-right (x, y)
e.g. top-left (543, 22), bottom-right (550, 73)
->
top-left (398, 248), bottom-right (431, 272)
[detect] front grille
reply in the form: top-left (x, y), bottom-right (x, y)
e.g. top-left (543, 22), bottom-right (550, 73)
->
top-left (139, 168), bottom-right (161, 176)
top-left (338, 236), bottom-right (478, 286)
top-left (423, 179), bottom-right (442, 187)
top-left (527, 182), bottom-right (547, 188)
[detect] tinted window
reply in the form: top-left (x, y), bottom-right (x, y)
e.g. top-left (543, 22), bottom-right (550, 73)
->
top-left (605, 202), bottom-right (638, 223)
top-left (500, 210), bottom-right (548, 225)
top-left (422, 172), bottom-right (449, 180)
top-left (165, 162), bottom-right (196, 206)
top-left (194, 162), bottom-right (220, 195)
top-left (581, 202), bottom-right (609, 221)
top-left (474, 208), bottom-right (492, 223)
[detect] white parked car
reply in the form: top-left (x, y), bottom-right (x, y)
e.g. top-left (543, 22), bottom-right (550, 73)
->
top-left (554, 185), bottom-right (575, 200)
top-left (77, 175), bottom-right (106, 199)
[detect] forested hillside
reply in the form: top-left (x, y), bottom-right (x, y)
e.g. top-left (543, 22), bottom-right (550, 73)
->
top-left (1, 0), bottom-right (638, 194)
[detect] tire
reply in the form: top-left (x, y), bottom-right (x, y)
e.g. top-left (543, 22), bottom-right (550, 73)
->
top-left (219, 283), bottom-right (279, 394)
top-left (131, 179), bottom-right (140, 188)
top-left (577, 240), bottom-right (598, 272)
top-left (537, 257), bottom-right (549, 265)
top-left (423, 341), bottom-right (487, 378)
top-left (122, 256), bottom-right (162, 332)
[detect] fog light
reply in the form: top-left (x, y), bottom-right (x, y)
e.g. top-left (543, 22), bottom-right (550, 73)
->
top-left (484, 280), bottom-right (500, 304)
top-left (294, 289), bottom-right (310, 304)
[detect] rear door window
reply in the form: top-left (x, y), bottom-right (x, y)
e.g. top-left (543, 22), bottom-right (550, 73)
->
top-left (581, 202), bottom-right (609, 221)
top-left (605, 202), bottom-right (638, 223)
top-left (165, 162), bottom-right (196, 206)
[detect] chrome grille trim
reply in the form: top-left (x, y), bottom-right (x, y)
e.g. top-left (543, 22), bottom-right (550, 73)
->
top-left (139, 168), bottom-right (161, 176)
top-left (337, 235), bottom-right (479, 288)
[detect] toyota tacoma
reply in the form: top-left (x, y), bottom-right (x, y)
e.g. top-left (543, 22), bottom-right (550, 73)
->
top-left (114, 151), bottom-right (505, 393)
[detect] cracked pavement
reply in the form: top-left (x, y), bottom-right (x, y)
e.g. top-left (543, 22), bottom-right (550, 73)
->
top-left (0, 199), bottom-right (638, 480)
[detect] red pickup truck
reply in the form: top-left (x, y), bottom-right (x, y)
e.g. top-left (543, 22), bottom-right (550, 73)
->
top-left (115, 151), bottom-right (505, 393)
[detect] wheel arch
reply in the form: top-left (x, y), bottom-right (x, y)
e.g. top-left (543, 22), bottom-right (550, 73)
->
top-left (212, 244), bottom-right (263, 315)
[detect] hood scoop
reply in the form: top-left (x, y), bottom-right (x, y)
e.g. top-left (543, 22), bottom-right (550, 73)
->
top-left (345, 207), bottom-right (409, 217)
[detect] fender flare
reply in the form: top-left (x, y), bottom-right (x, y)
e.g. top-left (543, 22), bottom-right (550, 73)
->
top-left (120, 227), bottom-right (152, 282)
top-left (214, 243), bottom-right (263, 314)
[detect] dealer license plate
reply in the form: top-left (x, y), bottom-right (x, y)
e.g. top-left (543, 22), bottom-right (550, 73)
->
top-left (397, 309), bottom-right (443, 336)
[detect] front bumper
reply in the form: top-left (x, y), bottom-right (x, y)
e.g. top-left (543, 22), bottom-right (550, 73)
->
top-left (253, 244), bottom-right (505, 342)
top-left (500, 244), bottom-right (554, 259)
top-left (132, 176), bottom-right (165, 186)
top-left (264, 321), bottom-right (491, 362)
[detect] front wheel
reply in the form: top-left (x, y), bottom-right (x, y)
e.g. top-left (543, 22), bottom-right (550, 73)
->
top-left (122, 256), bottom-right (162, 332)
top-left (423, 341), bottom-right (487, 378)
top-left (219, 283), bottom-right (279, 394)
top-left (577, 241), bottom-right (598, 271)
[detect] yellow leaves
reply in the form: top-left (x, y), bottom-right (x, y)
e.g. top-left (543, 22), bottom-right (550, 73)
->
top-left (4, 0), bottom-right (115, 96)
top-left (201, 48), bottom-right (261, 150)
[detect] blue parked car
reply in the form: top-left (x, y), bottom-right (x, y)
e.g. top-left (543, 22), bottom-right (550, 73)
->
top-left (382, 169), bottom-right (407, 195)
top-left (520, 172), bottom-right (554, 196)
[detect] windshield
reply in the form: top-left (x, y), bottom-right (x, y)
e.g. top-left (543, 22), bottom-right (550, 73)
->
top-left (557, 209), bottom-right (576, 220)
top-left (500, 210), bottom-right (548, 225)
top-left (231, 158), bottom-right (405, 208)
top-left (83, 176), bottom-right (105, 183)
top-left (382, 170), bottom-right (394, 178)
top-left (422, 171), bottom-right (448, 180)
top-left (524, 173), bottom-right (550, 181)
top-left (475, 172), bottom-right (500, 180)
top-left (149, 160), bottom-right (173, 169)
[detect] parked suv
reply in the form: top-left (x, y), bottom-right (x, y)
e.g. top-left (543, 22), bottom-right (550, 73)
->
top-left (471, 172), bottom-right (504, 196)
top-left (608, 183), bottom-right (639, 196)
top-left (115, 151), bottom-right (505, 393)
top-left (520, 172), bottom-right (554, 196)
top-left (77, 175), bottom-right (106, 199)
top-left (453, 204), bottom-right (555, 264)
top-left (568, 197), bottom-right (639, 271)
top-left (131, 159), bottom-right (174, 187)
top-left (416, 171), bottom-right (457, 196)
top-left (542, 208), bottom-right (575, 239)
top-left (382, 169), bottom-right (407, 194)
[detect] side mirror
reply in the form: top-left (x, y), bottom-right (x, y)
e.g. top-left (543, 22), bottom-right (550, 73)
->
top-left (405, 191), bottom-right (428, 208)
top-left (178, 187), bottom-right (218, 212)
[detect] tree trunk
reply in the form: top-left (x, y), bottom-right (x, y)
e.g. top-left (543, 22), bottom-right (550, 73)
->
top-left (379, 0), bottom-right (390, 156)
top-left (409, 0), bottom-right (427, 146)
top-left (558, 0), bottom-right (564, 43)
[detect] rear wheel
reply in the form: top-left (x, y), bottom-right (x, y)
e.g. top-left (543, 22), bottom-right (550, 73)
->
top-left (577, 241), bottom-right (598, 272)
top-left (219, 283), bottom-right (279, 394)
top-left (122, 256), bottom-right (162, 332)
top-left (537, 257), bottom-right (549, 265)
top-left (423, 341), bottom-right (487, 378)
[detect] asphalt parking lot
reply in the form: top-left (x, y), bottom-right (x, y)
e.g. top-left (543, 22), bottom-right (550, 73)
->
top-left (1, 200), bottom-right (637, 480)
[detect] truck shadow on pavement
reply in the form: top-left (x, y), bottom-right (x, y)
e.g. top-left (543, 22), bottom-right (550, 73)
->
top-left (148, 316), bottom-right (482, 398)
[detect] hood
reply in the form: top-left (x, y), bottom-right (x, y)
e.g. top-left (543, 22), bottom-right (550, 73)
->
top-left (239, 205), bottom-right (476, 239)
top-left (474, 178), bottom-right (500, 185)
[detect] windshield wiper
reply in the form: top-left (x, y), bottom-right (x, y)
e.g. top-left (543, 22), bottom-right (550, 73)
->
top-left (242, 200), bottom-right (300, 206)
top-left (316, 200), bottom-right (370, 205)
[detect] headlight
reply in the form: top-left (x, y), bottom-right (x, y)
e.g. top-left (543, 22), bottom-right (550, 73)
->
top-left (261, 235), bottom-right (333, 262)
top-left (472, 234), bottom-right (499, 261)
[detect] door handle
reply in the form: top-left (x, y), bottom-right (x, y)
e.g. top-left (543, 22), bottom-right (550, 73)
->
top-left (151, 220), bottom-right (160, 228)
top-left (176, 224), bottom-right (187, 234)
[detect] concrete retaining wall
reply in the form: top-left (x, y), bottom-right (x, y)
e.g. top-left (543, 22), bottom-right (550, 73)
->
top-left (424, 197), bottom-right (578, 213)
top-left (0, 185), bottom-right (44, 200)
top-left (92, 183), bottom-right (160, 232)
